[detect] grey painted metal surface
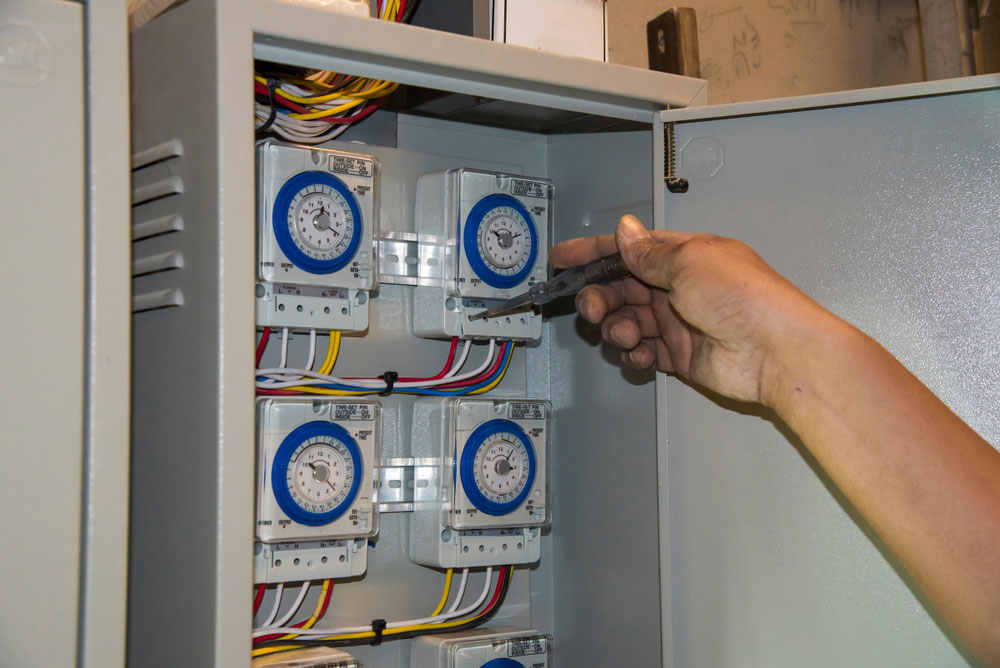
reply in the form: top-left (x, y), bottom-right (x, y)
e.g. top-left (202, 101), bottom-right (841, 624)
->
top-left (660, 86), bottom-right (999, 667)
top-left (250, 0), bottom-right (707, 123)
top-left (81, 0), bottom-right (132, 665)
top-left (546, 129), bottom-right (664, 667)
top-left (0, 0), bottom-right (84, 665)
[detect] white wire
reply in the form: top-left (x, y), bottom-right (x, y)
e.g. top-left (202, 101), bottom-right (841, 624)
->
top-left (256, 339), bottom-right (498, 390)
top-left (254, 567), bottom-right (494, 638)
top-left (445, 568), bottom-right (470, 614)
top-left (267, 581), bottom-right (311, 630)
top-left (260, 584), bottom-right (284, 628)
top-left (254, 105), bottom-right (352, 144)
top-left (305, 329), bottom-right (317, 371)
top-left (443, 340), bottom-right (472, 380)
top-left (279, 328), bottom-right (289, 368)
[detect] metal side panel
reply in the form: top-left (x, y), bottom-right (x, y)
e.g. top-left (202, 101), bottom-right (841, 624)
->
top-left (659, 85), bottom-right (999, 666)
top-left (128, 1), bottom-right (256, 665)
top-left (544, 128), bottom-right (663, 666)
top-left (0, 0), bottom-right (85, 666)
top-left (80, 0), bottom-right (132, 666)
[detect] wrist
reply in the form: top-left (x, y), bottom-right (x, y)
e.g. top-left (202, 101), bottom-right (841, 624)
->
top-left (758, 299), bottom-right (866, 415)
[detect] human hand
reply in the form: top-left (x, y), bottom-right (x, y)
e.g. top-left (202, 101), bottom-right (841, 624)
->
top-left (549, 215), bottom-right (830, 405)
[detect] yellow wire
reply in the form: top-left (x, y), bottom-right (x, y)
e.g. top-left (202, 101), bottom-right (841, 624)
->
top-left (252, 568), bottom-right (514, 658)
top-left (255, 75), bottom-right (397, 108)
top-left (281, 341), bottom-right (514, 396)
top-left (317, 331), bottom-right (341, 376)
top-left (430, 569), bottom-right (454, 617)
top-left (274, 579), bottom-right (331, 641)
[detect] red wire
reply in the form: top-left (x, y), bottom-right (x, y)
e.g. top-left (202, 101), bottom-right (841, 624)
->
top-left (256, 337), bottom-right (469, 395)
top-left (254, 82), bottom-right (383, 125)
top-left (400, 336), bottom-right (457, 381)
top-left (256, 327), bottom-right (271, 367)
top-left (436, 342), bottom-right (507, 389)
top-left (397, 0), bottom-right (407, 19)
top-left (478, 565), bottom-right (508, 614)
top-left (253, 579), bottom-right (334, 644)
top-left (253, 584), bottom-right (266, 616)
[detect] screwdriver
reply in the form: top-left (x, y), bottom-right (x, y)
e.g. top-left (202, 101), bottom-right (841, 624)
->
top-left (467, 253), bottom-right (632, 321)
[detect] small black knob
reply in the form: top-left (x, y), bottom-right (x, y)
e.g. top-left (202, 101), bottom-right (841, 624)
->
top-left (666, 178), bottom-right (689, 194)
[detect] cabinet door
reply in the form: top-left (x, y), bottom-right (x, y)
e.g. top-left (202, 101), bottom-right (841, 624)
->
top-left (0, 1), bottom-right (85, 666)
top-left (657, 80), bottom-right (999, 667)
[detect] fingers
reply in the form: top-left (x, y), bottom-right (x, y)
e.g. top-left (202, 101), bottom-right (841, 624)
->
top-left (620, 338), bottom-right (673, 373)
top-left (616, 215), bottom-right (690, 290)
top-left (549, 233), bottom-right (619, 269)
top-left (549, 215), bottom-right (688, 269)
top-left (575, 277), bottom-right (651, 323)
top-left (600, 305), bottom-right (660, 348)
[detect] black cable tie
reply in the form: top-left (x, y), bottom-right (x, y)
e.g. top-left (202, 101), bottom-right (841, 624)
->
top-left (257, 77), bottom-right (280, 134)
top-left (378, 371), bottom-right (398, 396)
top-left (370, 618), bottom-right (387, 646)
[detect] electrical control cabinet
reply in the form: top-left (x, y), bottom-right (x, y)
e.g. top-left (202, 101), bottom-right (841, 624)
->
top-left (410, 398), bottom-right (550, 569)
top-left (257, 140), bottom-right (379, 332)
top-left (412, 169), bottom-right (551, 341)
top-left (126, 3), bottom-right (1000, 668)
top-left (410, 628), bottom-right (551, 668)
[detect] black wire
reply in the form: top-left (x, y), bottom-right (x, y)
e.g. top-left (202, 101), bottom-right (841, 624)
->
top-left (254, 567), bottom-right (513, 652)
top-left (399, 0), bottom-right (423, 24)
top-left (256, 78), bottom-right (280, 134)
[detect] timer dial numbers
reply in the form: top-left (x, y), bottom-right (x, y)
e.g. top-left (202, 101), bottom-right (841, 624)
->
top-left (270, 420), bottom-right (364, 526)
top-left (287, 439), bottom-right (355, 514)
top-left (477, 206), bottom-right (533, 274)
top-left (460, 419), bottom-right (537, 516)
top-left (472, 433), bottom-right (531, 504)
top-left (463, 194), bottom-right (538, 290)
top-left (271, 171), bottom-right (364, 275)
top-left (288, 186), bottom-right (355, 261)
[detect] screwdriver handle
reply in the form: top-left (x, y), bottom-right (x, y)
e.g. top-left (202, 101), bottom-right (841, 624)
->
top-left (582, 252), bottom-right (631, 284)
top-left (544, 252), bottom-right (631, 301)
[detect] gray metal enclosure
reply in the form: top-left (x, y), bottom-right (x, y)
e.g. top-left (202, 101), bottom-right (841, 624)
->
top-left (662, 84), bottom-right (999, 667)
top-left (127, 0), bottom-right (1000, 665)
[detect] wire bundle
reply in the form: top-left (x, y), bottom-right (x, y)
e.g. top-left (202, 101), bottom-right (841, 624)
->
top-left (255, 328), bottom-right (514, 396)
top-left (254, 0), bottom-right (422, 143)
top-left (253, 566), bottom-right (513, 657)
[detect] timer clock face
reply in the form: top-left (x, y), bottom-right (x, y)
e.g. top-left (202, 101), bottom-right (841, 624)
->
top-left (460, 419), bottom-right (536, 516)
top-left (464, 194), bottom-right (538, 289)
top-left (273, 172), bottom-right (362, 274)
top-left (271, 421), bottom-right (363, 526)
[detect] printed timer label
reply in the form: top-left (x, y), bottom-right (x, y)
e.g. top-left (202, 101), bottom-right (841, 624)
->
top-left (333, 404), bottom-right (375, 421)
top-left (328, 155), bottom-right (373, 178)
top-left (509, 637), bottom-right (546, 657)
top-left (508, 403), bottom-right (544, 420)
top-left (511, 179), bottom-right (546, 199)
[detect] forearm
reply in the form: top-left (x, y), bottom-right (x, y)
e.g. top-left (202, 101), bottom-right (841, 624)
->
top-left (763, 309), bottom-right (1000, 662)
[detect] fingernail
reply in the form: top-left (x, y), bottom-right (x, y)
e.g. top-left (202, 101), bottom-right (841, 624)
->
top-left (618, 216), bottom-right (646, 244)
top-left (610, 324), bottom-right (628, 346)
top-left (629, 347), bottom-right (650, 366)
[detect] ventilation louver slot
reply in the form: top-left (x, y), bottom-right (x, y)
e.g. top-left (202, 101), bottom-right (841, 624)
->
top-left (132, 139), bottom-right (185, 313)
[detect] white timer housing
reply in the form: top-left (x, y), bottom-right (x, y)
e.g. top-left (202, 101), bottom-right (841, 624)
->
top-left (252, 646), bottom-right (362, 667)
top-left (257, 140), bottom-right (378, 333)
top-left (410, 628), bottom-right (552, 668)
top-left (256, 398), bottom-right (380, 543)
top-left (412, 168), bottom-right (552, 341)
top-left (409, 397), bottom-right (550, 569)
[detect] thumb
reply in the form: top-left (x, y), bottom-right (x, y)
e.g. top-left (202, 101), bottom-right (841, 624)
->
top-left (615, 215), bottom-right (677, 290)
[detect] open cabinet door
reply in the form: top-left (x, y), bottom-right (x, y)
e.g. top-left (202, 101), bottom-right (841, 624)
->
top-left (656, 76), bottom-right (999, 667)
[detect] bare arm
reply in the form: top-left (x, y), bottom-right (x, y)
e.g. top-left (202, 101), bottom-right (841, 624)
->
top-left (550, 215), bottom-right (1000, 663)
